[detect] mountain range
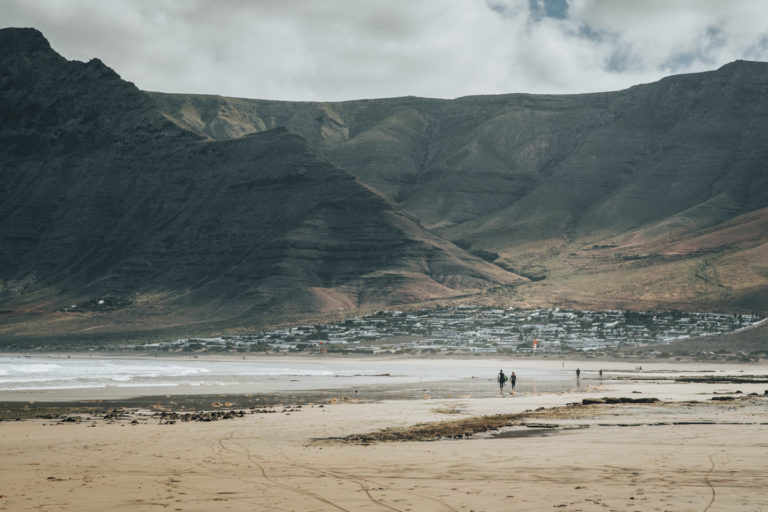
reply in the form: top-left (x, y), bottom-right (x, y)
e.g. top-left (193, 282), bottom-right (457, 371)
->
top-left (1, 27), bottom-right (766, 344)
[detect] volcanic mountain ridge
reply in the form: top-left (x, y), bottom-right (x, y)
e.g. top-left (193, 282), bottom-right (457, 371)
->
top-left (2, 27), bottom-right (768, 345)
top-left (0, 28), bottom-right (521, 343)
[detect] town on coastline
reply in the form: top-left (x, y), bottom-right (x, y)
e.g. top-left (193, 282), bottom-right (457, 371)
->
top-left (121, 307), bottom-right (763, 359)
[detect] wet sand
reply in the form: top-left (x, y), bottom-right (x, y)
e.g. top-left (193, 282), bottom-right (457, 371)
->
top-left (1, 362), bottom-right (767, 511)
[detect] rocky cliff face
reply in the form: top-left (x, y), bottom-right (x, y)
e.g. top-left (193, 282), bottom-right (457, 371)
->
top-left (0, 28), bottom-right (522, 342)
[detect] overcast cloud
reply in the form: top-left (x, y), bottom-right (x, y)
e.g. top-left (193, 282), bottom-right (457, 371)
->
top-left (3, 0), bottom-right (768, 101)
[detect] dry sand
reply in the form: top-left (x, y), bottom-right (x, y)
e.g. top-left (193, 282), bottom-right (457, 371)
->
top-left (1, 367), bottom-right (767, 511)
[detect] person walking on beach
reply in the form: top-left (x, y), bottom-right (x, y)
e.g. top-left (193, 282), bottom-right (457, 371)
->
top-left (509, 371), bottom-right (517, 389)
top-left (576, 368), bottom-right (581, 379)
top-left (497, 369), bottom-right (507, 394)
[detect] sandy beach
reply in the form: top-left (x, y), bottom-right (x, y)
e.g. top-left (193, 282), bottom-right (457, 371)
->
top-left (1, 358), bottom-right (767, 511)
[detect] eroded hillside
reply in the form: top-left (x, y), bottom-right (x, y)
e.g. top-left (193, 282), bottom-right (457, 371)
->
top-left (152, 60), bottom-right (768, 314)
top-left (0, 28), bottom-right (522, 343)
top-left (2, 27), bottom-right (767, 345)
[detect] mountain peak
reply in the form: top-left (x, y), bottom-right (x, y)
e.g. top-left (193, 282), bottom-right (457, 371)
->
top-left (715, 59), bottom-right (768, 79)
top-left (0, 27), bottom-right (51, 53)
top-left (718, 58), bottom-right (765, 69)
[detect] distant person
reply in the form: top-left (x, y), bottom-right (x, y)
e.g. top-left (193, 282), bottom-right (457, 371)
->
top-left (576, 368), bottom-right (581, 379)
top-left (497, 369), bottom-right (507, 393)
top-left (599, 369), bottom-right (603, 379)
top-left (509, 371), bottom-right (517, 389)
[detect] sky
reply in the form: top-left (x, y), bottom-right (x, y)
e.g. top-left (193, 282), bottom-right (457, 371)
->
top-left (3, 0), bottom-right (768, 101)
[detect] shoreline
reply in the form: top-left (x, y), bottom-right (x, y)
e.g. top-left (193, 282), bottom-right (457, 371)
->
top-left (2, 360), bottom-right (766, 414)
top-left (3, 349), bottom-right (764, 364)
top-left (2, 355), bottom-right (765, 403)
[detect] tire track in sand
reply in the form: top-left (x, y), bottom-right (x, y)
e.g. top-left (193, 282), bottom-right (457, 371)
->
top-left (47, 439), bottom-right (281, 510)
top-left (276, 447), bottom-right (403, 512)
top-left (703, 454), bottom-right (716, 512)
top-left (218, 432), bottom-right (352, 512)
top-left (273, 447), bottom-right (459, 512)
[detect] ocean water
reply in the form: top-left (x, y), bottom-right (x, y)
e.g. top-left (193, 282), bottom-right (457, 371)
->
top-left (0, 356), bottom-right (577, 395)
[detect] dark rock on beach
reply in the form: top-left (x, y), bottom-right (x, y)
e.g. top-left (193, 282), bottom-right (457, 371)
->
top-left (581, 397), bottom-right (660, 405)
top-left (155, 410), bottom-right (248, 423)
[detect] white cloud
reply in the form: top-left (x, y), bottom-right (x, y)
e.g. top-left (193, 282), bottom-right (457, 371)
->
top-left (2, 0), bottom-right (767, 100)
